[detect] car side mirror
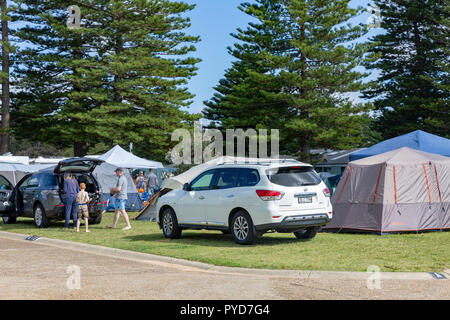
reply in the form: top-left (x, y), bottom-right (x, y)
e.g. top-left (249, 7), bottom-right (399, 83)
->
top-left (183, 183), bottom-right (191, 191)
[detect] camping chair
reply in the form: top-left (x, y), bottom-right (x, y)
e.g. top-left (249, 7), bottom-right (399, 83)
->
top-left (138, 191), bottom-right (149, 203)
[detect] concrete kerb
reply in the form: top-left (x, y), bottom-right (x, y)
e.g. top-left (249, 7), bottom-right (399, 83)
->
top-left (0, 230), bottom-right (441, 281)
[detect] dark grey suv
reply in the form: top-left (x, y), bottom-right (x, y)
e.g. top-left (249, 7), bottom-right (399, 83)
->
top-left (1, 158), bottom-right (104, 228)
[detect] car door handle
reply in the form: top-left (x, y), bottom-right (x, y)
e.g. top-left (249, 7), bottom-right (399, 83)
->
top-left (198, 196), bottom-right (205, 200)
top-left (227, 194), bottom-right (234, 198)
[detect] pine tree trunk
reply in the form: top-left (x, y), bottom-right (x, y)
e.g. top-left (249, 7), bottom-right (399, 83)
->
top-left (300, 141), bottom-right (310, 163)
top-left (114, 14), bottom-right (123, 104)
top-left (0, 0), bottom-right (10, 154)
top-left (74, 142), bottom-right (88, 157)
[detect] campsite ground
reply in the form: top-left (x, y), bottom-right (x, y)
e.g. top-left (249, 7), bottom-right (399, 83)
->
top-left (0, 213), bottom-right (448, 273)
top-left (1, 233), bottom-right (449, 300)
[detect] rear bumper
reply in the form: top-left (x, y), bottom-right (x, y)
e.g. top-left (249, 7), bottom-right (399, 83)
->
top-left (255, 213), bottom-right (331, 232)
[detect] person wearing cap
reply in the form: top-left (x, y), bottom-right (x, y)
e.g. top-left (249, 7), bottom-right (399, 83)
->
top-left (107, 167), bottom-right (132, 230)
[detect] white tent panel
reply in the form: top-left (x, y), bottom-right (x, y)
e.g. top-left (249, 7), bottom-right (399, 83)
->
top-left (0, 163), bottom-right (54, 185)
top-left (98, 145), bottom-right (163, 169)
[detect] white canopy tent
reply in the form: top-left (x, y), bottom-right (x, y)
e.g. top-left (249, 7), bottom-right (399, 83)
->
top-left (0, 163), bottom-right (54, 185)
top-left (97, 145), bottom-right (163, 169)
top-left (0, 156), bottom-right (29, 165)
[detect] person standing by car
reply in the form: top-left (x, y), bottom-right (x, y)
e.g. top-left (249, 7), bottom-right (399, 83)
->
top-left (63, 172), bottom-right (79, 230)
top-left (147, 168), bottom-right (158, 197)
top-left (76, 182), bottom-right (90, 233)
top-left (108, 167), bottom-right (132, 230)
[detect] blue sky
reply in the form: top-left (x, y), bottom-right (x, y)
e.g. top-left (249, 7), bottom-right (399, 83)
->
top-left (182, 0), bottom-right (383, 114)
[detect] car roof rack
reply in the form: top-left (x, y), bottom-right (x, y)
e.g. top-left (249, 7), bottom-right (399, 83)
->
top-left (217, 158), bottom-right (302, 166)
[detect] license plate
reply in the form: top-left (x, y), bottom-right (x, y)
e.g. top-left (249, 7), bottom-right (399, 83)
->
top-left (298, 197), bottom-right (312, 203)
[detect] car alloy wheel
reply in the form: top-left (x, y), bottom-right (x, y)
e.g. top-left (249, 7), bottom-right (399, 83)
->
top-left (35, 206), bottom-right (43, 226)
top-left (233, 216), bottom-right (249, 241)
top-left (162, 212), bottom-right (173, 236)
top-left (2, 215), bottom-right (16, 224)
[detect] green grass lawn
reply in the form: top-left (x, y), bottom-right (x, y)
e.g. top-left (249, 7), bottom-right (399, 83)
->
top-left (1, 213), bottom-right (448, 272)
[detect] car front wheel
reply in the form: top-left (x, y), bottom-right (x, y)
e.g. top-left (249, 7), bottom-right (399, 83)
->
top-left (294, 226), bottom-right (319, 240)
top-left (2, 216), bottom-right (16, 224)
top-left (231, 210), bottom-right (256, 245)
top-left (161, 208), bottom-right (182, 239)
top-left (34, 204), bottom-right (50, 228)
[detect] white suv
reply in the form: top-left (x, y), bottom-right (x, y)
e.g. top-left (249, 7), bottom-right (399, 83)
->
top-left (156, 161), bottom-right (332, 244)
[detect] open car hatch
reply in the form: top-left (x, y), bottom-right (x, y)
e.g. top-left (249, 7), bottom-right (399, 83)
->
top-left (54, 158), bottom-right (104, 174)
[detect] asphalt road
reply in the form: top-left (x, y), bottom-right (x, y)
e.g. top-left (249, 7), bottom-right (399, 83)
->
top-left (0, 234), bottom-right (448, 300)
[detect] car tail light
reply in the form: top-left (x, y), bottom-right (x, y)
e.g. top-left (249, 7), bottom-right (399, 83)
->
top-left (256, 190), bottom-right (284, 201)
top-left (323, 188), bottom-right (331, 197)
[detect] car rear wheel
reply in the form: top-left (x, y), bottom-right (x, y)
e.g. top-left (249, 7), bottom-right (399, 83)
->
top-left (89, 214), bottom-right (102, 225)
top-left (231, 210), bottom-right (256, 245)
top-left (294, 226), bottom-right (319, 240)
top-left (34, 204), bottom-right (50, 228)
top-left (2, 216), bottom-right (16, 224)
top-left (161, 208), bottom-right (182, 239)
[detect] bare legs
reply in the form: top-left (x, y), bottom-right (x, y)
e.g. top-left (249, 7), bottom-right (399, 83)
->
top-left (76, 218), bottom-right (89, 232)
top-left (109, 209), bottom-right (131, 230)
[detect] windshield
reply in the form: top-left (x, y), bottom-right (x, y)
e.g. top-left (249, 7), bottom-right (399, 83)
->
top-left (266, 166), bottom-right (321, 187)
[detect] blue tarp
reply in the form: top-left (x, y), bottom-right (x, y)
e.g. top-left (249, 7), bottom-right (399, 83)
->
top-left (349, 130), bottom-right (450, 161)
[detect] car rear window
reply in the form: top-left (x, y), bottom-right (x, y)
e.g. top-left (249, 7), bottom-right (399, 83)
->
top-left (266, 166), bottom-right (321, 187)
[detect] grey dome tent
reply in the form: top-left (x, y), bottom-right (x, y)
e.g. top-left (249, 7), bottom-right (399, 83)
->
top-left (323, 147), bottom-right (450, 233)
